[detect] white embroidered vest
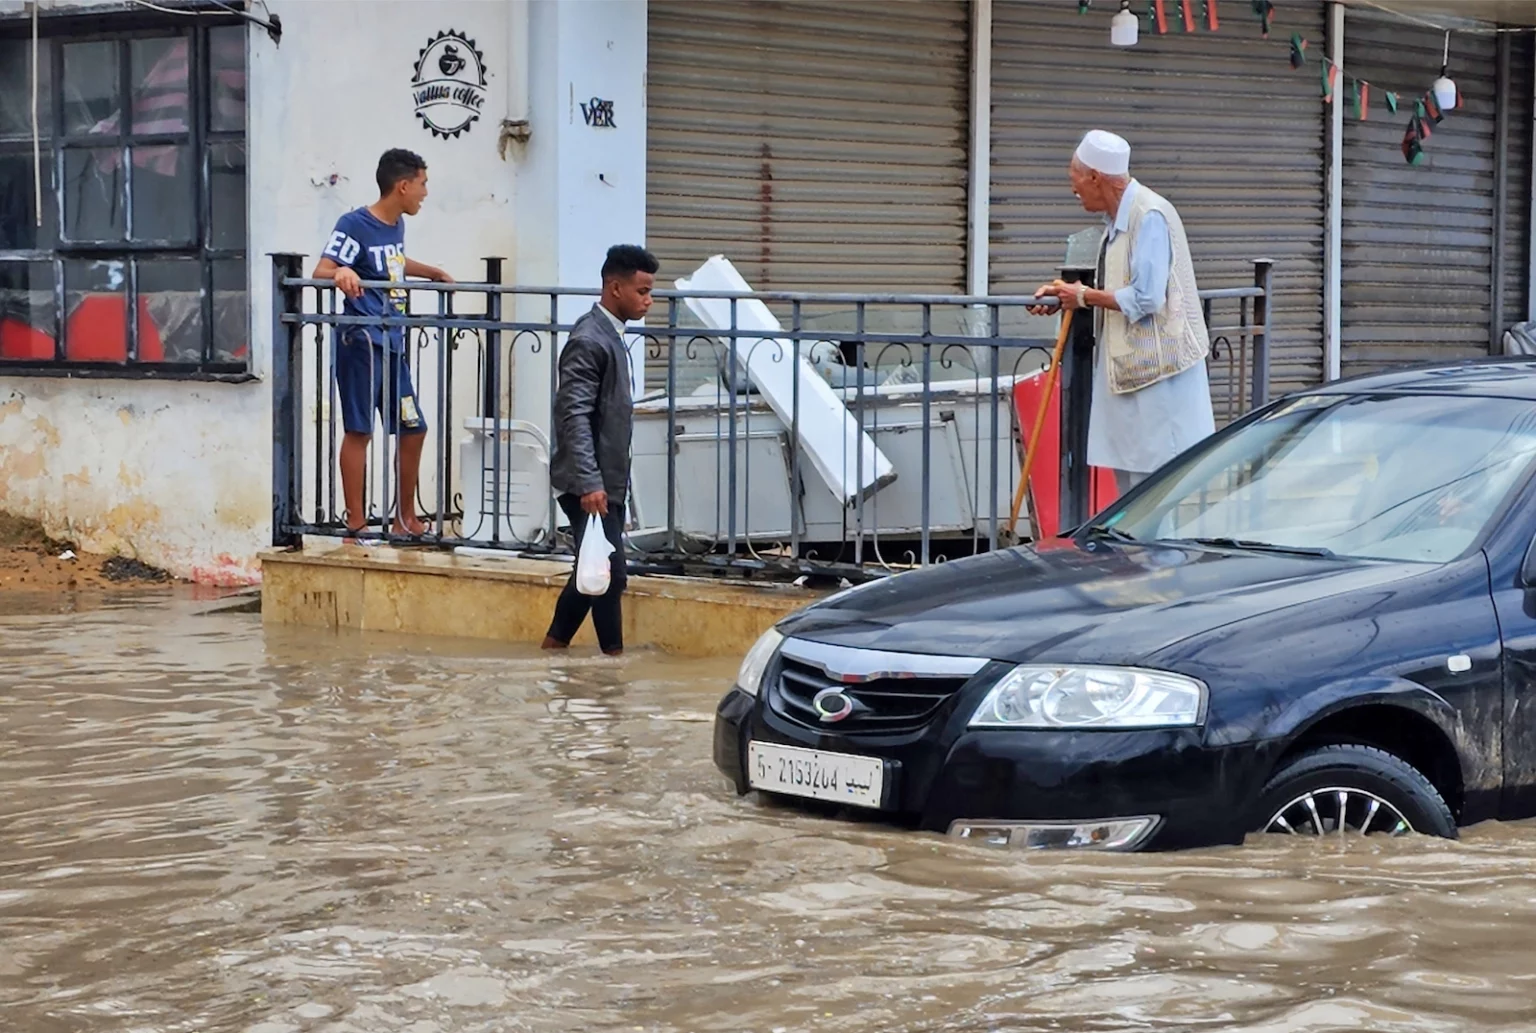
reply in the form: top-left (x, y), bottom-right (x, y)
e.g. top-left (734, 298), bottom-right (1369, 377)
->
top-left (1100, 184), bottom-right (1209, 394)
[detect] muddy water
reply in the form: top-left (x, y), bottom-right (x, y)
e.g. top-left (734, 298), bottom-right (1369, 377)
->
top-left (2, 595), bottom-right (1535, 1033)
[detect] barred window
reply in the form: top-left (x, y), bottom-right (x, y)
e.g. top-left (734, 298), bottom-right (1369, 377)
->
top-left (0, 18), bottom-right (247, 378)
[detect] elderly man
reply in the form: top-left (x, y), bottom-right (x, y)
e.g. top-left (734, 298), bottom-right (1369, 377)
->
top-left (1029, 130), bottom-right (1215, 495)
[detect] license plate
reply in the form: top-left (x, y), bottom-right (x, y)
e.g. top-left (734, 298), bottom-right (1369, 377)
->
top-left (747, 741), bottom-right (885, 809)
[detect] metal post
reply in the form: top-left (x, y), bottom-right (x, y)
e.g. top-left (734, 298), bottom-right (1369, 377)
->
top-left (482, 258), bottom-right (504, 542)
top-left (1058, 238), bottom-right (1098, 531)
top-left (270, 253), bottom-right (305, 547)
top-left (1324, 1), bottom-right (1344, 381)
top-left (1251, 259), bottom-right (1274, 410)
top-left (482, 257), bottom-right (504, 417)
top-left (1060, 308), bottom-right (1094, 530)
top-left (1493, 33), bottom-right (1511, 350)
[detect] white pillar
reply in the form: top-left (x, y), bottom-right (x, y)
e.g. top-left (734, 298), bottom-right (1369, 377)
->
top-left (511, 0), bottom-right (647, 430)
top-left (967, 0), bottom-right (993, 298)
top-left (1324, 1), bottom-right (1344, 381)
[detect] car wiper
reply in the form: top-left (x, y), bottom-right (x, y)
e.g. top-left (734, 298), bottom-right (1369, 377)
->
top-left (1079, 524), bottom-right (1140, 544)
top-left (1172, 536), bottom-right (1336, 559)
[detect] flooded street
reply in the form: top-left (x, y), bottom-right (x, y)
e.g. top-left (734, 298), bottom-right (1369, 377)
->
top-left (3, 594), bottom-right (1536, 1032)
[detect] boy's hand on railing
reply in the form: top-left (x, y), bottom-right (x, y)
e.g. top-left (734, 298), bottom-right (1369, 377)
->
top-left (333, 267), bottom-right (364, 299)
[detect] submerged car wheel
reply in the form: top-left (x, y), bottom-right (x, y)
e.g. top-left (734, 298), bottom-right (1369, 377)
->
top-left (1254, 744), bottom-right (1456, 839)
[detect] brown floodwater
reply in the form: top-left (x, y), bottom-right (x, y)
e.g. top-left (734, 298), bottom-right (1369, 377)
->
top-left (2, 592), bottom-right (1535, 1033)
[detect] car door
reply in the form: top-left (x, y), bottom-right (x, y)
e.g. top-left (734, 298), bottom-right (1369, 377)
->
top-left (1485, 475), bottom-right (1536, 819)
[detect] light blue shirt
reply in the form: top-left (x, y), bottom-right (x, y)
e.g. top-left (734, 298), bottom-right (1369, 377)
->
top-left (1087, 180), bottom-right (1215, 475)
top-left (1107, 181), bottom-right (1172, 324)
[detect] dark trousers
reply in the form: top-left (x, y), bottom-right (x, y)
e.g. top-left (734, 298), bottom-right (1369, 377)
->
top-left (546, 492), bottom-right (628, 652)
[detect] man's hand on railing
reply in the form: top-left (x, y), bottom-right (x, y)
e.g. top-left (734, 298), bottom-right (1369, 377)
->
top-left (1027, 282), bottom-right (1074, 317)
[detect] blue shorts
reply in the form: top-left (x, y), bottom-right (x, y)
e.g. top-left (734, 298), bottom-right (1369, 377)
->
top-left (334, 329), bottom-right (428, 436)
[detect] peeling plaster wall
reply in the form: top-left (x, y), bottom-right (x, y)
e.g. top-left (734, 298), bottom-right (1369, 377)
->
top-left (0, 0), bottom-right (521, 583)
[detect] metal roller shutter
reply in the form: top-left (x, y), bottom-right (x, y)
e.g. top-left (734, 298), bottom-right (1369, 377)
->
top-left (1340, 15), bottom-right (1500, 376)
top-left (990, 0), bottom-right (1327, 396)
top-left (645, 0), bottom-right (970, 295)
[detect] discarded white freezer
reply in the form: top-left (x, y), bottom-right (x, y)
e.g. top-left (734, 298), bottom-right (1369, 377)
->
top-left (674, 256), bottom-right (896, 505)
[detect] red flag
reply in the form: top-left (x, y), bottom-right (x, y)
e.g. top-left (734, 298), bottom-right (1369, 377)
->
top-left (1207, 0), bottom-right (1219, 30)
top-left (1182, 0), bottom-right (1197, 32)
top-left (1153, 0), bottom-right (1169, 34)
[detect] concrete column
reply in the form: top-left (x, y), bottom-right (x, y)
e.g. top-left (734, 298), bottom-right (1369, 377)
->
top-left (511, 0), bottom-right (647, 431)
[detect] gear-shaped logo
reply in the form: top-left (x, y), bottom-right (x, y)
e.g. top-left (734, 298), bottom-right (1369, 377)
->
top-left (411, 30), bottom-right (488, 140)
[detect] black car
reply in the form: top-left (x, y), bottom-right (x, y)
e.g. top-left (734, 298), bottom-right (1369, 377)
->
top-left (713, 361), bottom-right (1536, 851)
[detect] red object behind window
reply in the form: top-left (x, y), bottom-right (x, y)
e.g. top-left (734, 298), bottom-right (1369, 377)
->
top-left (1012, 375), bottom-right (1118, 540)
top-left (0, 318), bottom-right (56, 360)
top-left (65, 295), bottom-right (164, 362)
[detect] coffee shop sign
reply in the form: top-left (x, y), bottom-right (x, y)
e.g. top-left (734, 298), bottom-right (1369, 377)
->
top-left (412, 30), bottom-right (488, 139)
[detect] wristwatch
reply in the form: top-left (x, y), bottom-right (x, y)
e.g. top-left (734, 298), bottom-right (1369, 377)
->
top-left (1074, 284), bottom-right (1088, 309)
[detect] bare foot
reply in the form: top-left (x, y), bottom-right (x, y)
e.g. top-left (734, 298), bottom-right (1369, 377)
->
top-left (602, 648), bottom-right (624, 657)
top-left (391, 518), bottom-right (430, 537)
top-left (541, 636), bottom-right (569, 650)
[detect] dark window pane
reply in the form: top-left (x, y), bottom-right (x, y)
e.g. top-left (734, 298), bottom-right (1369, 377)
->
top-left (0, 149), bottom-right (58, 250)
top-left (63, 258), bottom-right (127, 363)
top-left (212, 259), bottom-right (246, 363)
top-left (63, 41), bottom-right (119, 136)
top-left (138, 258), bottom-right (202, 363)
top-left (209, 141), bottom-right (245, 249)
top-left (129, 37), bottom-right (189, 135)
top-left (0, 40), bottom-right (52, 142)
top-left (0, 261), bottom-right (58, 361)
top-left (209, 27), bottom-right (245, 133)
top-left (63, 147), bottom-right (127, 241)
top-left (131, 144), bottom-right (193, 241)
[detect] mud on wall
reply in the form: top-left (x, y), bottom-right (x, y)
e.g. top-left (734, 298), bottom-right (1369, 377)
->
top-left (0, 379), bottom-right (268, 585)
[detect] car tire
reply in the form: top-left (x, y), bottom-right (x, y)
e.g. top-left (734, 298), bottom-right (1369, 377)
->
top-left (1253, 744), bottom-right (1457, 840)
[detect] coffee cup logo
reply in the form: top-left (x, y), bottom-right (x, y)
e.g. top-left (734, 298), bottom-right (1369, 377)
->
top-left (412, 30), bottom-right (487, 140)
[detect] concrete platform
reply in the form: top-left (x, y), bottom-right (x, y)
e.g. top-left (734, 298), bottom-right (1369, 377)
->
top-left (259, 542), bottom-right (828, 657)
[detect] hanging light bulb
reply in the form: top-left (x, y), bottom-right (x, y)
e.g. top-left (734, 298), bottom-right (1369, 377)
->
top-left (1432, 31), bottom-right (1457, 110)
top-left (1111, 0), bottom-right (1139, 46)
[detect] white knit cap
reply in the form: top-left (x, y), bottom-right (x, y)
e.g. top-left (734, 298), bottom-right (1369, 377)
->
top-left (1074, 129), bottom-right (1131, 176)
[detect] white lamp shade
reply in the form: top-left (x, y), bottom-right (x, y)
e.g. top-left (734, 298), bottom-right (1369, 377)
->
top-left (1432, 76), bottom-right (1457, 110)
top-left (1110, 8), bottom-right (1139, 46)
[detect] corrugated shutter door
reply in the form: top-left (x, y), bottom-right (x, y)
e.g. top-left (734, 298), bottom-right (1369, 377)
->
top-left (645, 0), bottom-right (970, 294)
top-left (1340, 16), bottom-right (1499, 377)
top-left (990, 0), bottom-right (1327, 396)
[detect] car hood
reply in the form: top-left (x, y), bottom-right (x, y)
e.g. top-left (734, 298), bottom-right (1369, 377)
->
top-left (778, 540), bottom-right (1434, 665)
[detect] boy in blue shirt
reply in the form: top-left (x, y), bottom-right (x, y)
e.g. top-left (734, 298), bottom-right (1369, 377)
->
top-left (312, 149), bottom-right (453, 539)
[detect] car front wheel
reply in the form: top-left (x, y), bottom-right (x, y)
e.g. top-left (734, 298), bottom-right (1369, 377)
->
top-left (1253, 744), bottom-right (1457, 839)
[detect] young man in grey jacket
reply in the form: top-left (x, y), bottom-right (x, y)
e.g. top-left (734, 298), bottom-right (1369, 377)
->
top-left (542, 244), bottom-right (658, 656)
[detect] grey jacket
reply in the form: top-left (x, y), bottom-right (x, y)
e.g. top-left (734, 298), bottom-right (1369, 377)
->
top-left (550, 305), bottom-right (633, 503)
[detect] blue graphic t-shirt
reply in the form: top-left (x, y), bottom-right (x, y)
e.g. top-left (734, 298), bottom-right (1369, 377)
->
top-left (322, 207), bottom-right (407, 351)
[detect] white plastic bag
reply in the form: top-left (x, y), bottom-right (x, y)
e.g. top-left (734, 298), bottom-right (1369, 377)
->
top-left (575, 513), bottom-right (614, 596)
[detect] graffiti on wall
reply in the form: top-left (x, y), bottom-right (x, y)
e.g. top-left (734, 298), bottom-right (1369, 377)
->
top-left (581, 97), bottom-right (616, 129)
top-left (412, 30), bottom-right (488, 139)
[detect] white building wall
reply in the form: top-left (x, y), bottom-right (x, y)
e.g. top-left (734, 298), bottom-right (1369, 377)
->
top-left (0, 0), bottom-right (646, 582)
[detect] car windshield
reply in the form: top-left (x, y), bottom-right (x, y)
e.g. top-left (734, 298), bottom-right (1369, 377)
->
top-left (1099, 392), bottom-right (1536, 563)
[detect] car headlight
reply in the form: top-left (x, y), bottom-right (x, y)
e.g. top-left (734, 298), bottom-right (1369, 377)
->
top-left (969, 665), bottom-right (1206, 729)
top-left (735, 627), bottom-right (784, 697)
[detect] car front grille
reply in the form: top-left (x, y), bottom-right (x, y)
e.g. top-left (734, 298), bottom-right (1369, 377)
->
top-left (769, 654), bottom-right (976, 735)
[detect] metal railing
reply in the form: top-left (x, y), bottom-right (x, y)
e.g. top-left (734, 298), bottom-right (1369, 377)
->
top-left (271, 254), bottom-right (1273, 581)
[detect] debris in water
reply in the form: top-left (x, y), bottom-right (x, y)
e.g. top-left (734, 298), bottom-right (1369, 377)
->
top-left (101, 556), bottom-right (172, 583)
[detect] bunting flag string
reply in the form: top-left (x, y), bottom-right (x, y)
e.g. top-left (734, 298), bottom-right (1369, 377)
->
top-left (1072, 2), bottom-right (1465, 165)
top-left (1306, 51), bottom-right (1459, 163)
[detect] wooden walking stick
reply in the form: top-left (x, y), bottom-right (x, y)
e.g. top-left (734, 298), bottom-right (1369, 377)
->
top-left (1006, 311), bottom-right (1075, 540)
